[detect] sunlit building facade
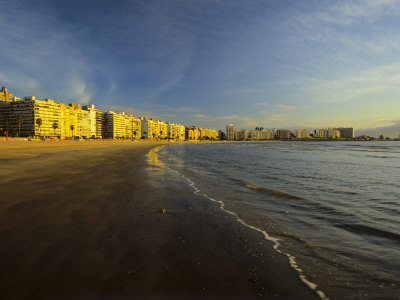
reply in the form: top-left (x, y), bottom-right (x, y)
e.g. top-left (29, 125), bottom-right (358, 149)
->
top-left (167, 123), bottom-right (185, 140)
top-left (141, 118), bottom-right (167, 139)
top-left (250, 129), bottom-right (274, 140)
top-left (296, 129), bottom-right (310, 139)
top-left (275, 129), bottom-right (292, 139)
top-left (226, 124), bottom-right (235, 140)
top-left (104, 111), bottom-right (141, 139)
top-left (319, 128), bottom-right (340, 139)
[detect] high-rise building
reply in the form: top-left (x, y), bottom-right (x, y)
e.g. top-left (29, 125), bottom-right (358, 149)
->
top-left (296, 129), bottom-right (310, 139)
top-left (319, 128), bottom-right (340, 139)
top-left (226, 124), bottom-right (234, 140)
top-left (141, 118), bottom-right (166, 139)
top-left (9, 97), bottom-right (62, 138)
top-left (275, 129), bottom-right (292, 139)
top-left (238, 129), bottom-right (249, 140)
top-left (0, 86), bottom-right (20, 136)
top-left (249, 129), bottom-right (274, 140)
top-left (82, 104), bottom-right (103, 138)
top-left (103, 111), bottom-right (141, 139)
top-left (334, 127), bottom-right (354, 139)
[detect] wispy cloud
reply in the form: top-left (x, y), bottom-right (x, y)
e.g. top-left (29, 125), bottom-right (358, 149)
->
top-left (0, 72), bottom-right (42, 95)
top-left (375, 118), bottom-right (398, 123)
top-left (276, 104), bottom-right (297, 110)
top-left (309, 63), bottom-right (400, 103)
top-left (191, 114), bottom-right (259, 129)
top-left (192, 114), bottom-right (210, 119)
top-left (98, 104), bottom-right (152, 118)
top-left (108, 82), bottom-right (117, 94)
top-left (357, 120), bottom-right (400, 138)
top-left (265, 114), bottom-right (287, 123)
top-left (299, 0), bottom-right (399, 27)
top-left (66, 77), bottom-right (92, 104)
top-left (0, 1), bottom-right (94, 104)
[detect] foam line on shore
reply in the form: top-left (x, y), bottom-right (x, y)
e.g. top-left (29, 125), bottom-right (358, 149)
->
top-left (148, 146), bottom-right (329, 300)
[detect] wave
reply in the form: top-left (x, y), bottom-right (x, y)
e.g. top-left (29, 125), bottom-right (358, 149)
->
top-left (227, 177), bottom-right (357, 218)
top-left (245, 183), bottom-right (304, 200)
top-left (337, 223), bottom-right (400, 243)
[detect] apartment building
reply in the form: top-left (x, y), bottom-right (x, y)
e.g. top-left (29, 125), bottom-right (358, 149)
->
top-left (199, 127), bottom-right (219, 140)
top-left (296, 129), bottom-right (310, 139)
top-left (141, 118), bottom-right (167, 139)
top-left (335, 127), bottom-right (354, 139)
top-left (250, 129), bottom-right (274, 140)
top-left (319, 128), bottom-right (340, 139)
top-left (167, 123), bottom-right (185, 140)
top-left (104, 111), bottom-right (141, 139)
top-left (226, 124), bottom-right (235, 140)
top-left (275, 129), bottom-right (292, 139)
top-left (8, 97), bottom-right (62, 138)
top-left (82, 104), bottom-right (103, 138)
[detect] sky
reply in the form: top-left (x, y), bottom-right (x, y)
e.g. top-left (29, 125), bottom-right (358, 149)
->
top-left (1, 0), bottom-right (400, 136)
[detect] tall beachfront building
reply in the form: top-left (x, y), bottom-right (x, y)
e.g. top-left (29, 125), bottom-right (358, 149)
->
top-left (319, 128), bottom-right (340, 139)
top-left (250, 129), bottom-right (274, 140)
top-left (167, 123), bottom-right (185, 140)
top-left (103, 111), bottom-right (141, 139)
top-left (0, 86), bottom-right (20, 135)
top-left (296, 129), bottom-right (310, 139)
top-left (226, 124), bottom-right (235, 140)
top-left (275, 129), bottom-right (292, 139)
top-left (5, 95), bottom-right (103, 139)
top-left (141, 118), bottom-right (167, 139)
top-left (82, 105), bottom-right (103, 138)
top-left (334, 127), bottom-right (354, 139)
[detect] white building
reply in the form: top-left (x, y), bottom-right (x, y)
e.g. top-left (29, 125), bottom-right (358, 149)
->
top-left (319, 128), bottom-right (340, 139)
top-left (226, 124), bottom-right (235, 140)
top-left (296, 129), bottom-right (310, 139)
top-left (250, 129), bottom-right (274, 140)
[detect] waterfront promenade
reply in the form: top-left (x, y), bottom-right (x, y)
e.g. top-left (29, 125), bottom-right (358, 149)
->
top-left (0, 141), bottom-right (318, 299)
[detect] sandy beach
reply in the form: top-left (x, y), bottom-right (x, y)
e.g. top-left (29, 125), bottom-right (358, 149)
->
top-left (0, 140), bottom-right (319, 299)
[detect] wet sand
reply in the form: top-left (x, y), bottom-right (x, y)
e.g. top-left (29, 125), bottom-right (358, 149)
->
top-left (0, 141), bottom-right (319, 299)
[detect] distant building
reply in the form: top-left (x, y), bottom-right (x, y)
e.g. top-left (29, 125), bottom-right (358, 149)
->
top-left (319, 128), bottom-right (340, 139)
top-left (167, 122), bottom-right (185, 140)
top-left (275, 129), bottom-right (292, 139)
top-left (296, 129), bottom-right (310, 139)
top-left (0, 86), bottom-right (20, 136)
top-left (250, 129), bottom-right (274, 140)
top-left (10, 97), bottom-right (63, 138)
top-left (103, 111), bottom-right (141, 139)
top-left (199, 127), bottom-right (219, 140)
top-left (238, 129), bottom-right (249, 140)
top-left (226, 124), bottom-right (235, 140)
top-left (82, 104), bottom-right (103, 138)
top-left (334, 127), bottom-right (354, 139)
top-left (141, 118), bottom-right (165, 139)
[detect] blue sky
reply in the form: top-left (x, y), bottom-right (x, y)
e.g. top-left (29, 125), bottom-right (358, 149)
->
top-left (1, 0), bottom-right (400, 136)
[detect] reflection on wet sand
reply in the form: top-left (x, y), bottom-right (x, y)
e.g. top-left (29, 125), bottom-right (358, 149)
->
top-left (147, 146), bottom-right (165, 168)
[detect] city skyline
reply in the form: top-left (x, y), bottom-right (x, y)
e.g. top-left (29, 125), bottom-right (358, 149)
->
top-left (1, 1), bottom-right (400, 136)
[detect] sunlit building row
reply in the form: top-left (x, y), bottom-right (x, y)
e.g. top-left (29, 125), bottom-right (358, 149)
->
top-left (0, 86), bottom-right (218, 140)
top-left (224, 124), bottom-right (355, 140)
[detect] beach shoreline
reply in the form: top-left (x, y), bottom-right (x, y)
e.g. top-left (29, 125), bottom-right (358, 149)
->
top-left (0, 141), bottom-right (319, 299)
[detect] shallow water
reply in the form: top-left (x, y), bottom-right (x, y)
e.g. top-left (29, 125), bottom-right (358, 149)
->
top-left (157, 141), bottom-right (400, 300)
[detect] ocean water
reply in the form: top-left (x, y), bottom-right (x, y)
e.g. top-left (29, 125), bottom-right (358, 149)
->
top-left (154, 141), bottom-right (400, 300)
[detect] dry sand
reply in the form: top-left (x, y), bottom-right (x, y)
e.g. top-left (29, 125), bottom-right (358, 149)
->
top-left (0, 140), bottom-right (319, 299)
